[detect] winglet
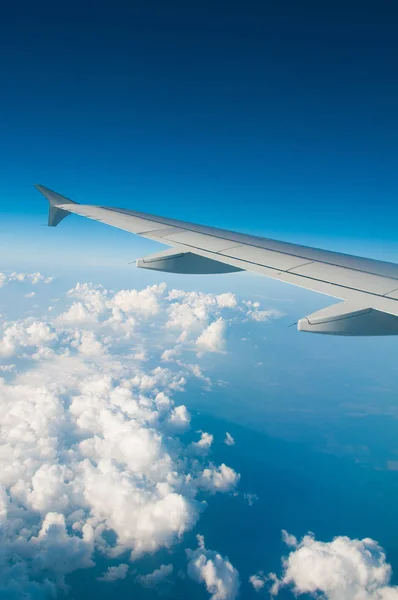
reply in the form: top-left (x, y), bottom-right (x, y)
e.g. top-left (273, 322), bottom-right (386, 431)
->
top-left (34, 184), bottom-right (78, 227)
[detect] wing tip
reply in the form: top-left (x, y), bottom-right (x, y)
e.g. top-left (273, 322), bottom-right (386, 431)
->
top-left (34, 184), bottom-right (76, 227)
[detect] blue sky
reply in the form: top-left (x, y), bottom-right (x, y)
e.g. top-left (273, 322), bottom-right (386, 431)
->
top-left (1, 0), bottom-right (397, 256)
top-left (1, 2), bottom-right (398, 599)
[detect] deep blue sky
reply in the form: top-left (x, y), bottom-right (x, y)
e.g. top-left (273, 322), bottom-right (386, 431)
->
top-left (2, 6), bottom-right (398, 597)
top-left (1, 0), bottom-right (397, 262)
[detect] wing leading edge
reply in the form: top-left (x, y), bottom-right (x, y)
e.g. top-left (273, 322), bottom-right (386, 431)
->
top-left (35, 184), bottom-right (398, 336)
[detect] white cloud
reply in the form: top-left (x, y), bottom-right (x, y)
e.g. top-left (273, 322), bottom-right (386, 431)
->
top-left (199, 464), bottom-right (240, 494)
top-left (191, 431), bottom-right (214, 454)
top-left (250, 309), bottom-right (280, 322)
top-left (216, 293), bottom-right (238, 309)
top-left (111, 285), bottom-right (165, 317)
top-left (186, 363), bottom-right (212, 389)
top-left (74, 330), bottom-right (104, 356)
top-left (98, 564), bottom-right (129, 582)
top-left (243, 301), bottom-right (282, 323)
top-left (0, 356), bottom-right (198, 589)
top-left (268, 531), bottom-right (398, 599)
top-left (167, 404), bottom-right (191, 432)
top-left (0, 278), bottom-right (267, 596)
top-left (57, 300), bottom-right (98, 324)
top-left (0, 281), bottom-right (279, 364)
top-left (0, 320), bottom-right (56, 357)
top-left (224, 432), bottom-right (235, 446)
top-left (161, 347), bottom-right (180, 361)
top-left (137, 563), bottom-right (173, 587)
top-left (0, 272), bottom-right (53, 288)
top-left (132, 350), bottom-right (147, 361)
top-left (196, 318), bottom-right (226, 353)
top-left (187, 534), bottom-right (240, 600)
top-left (281, 529), bottom-right (298, 547)
top-left (249, 572), bottom-right (266, 591)
top-left (24, 291), bottom-right (36, 298)
top-left (0, 278), bottom-right (285, 596)
top-left (30, 512), bottom-right (94, 574)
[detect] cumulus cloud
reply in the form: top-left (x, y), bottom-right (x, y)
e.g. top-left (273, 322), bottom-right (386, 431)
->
top-left (0, 279), bottom-right (277, 596)
top-left (198, 464), bottom-right (240, 494)
top-left (0, 272), bottom-right (53, 287)
top-left (196, 318), bottom-right (226, 353)
top-left (0, 357), bottom-right (195, 592)
top-left (0, 509), bottom-right (95, 595)
top-left (98, 563), bottom-right (129, 582)
top-left (249, 572), bottom-right (267, 591)
top-left (0, 320), bottom-right (56, 357)
top-left (268, 530), bottom-right (398, 599)
top-left (161, 347), bottom-right (180, 361)
top-left (109, 285), bottom-right (167, 321)
top-left (0, 282), bottom-right (280, 363)
top-left (167, 404), bottom-right (191, 432)
top-left (281, 530), bottom-right (298, 547)
top-left (224, 432), bottom-right (235, 446)
top-left (137, 563), bottom-right (173, 587)
top-left (187, 534), bottom-right (240, 600)
top-left (191, 431), bottom-right (214, 455)
top-left (216, 293), bottom-right (237, 309)
top-left (243, 301), bottom-right (282, 323)
top-left (31, 512), bottom-right (94, 574)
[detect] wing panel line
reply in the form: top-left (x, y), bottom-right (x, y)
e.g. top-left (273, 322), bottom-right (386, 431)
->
top-left (173, 240), bottom-right (398, 303)
top-left (61, 203), bottom-right (398, 286)
top-left (97, 206), bottom-right (398, 281)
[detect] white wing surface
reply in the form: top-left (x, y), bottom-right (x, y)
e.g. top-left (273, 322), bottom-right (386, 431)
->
top-left (35, 185), bottom-right (398, 336)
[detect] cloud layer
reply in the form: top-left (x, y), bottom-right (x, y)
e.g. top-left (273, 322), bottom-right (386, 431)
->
top-left (0, 278), bottom-right (278, 596)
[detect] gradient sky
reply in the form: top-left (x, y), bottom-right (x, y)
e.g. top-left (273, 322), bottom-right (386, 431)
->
top-left (1, 0), bottom-right (397, 266)
top-left (2, 4), bottom-right (398, 598)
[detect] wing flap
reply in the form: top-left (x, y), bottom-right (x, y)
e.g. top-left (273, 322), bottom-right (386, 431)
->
top-left (162, 230), bottom-right (242, 253)
top-left (219, 244), bottom-right (315, 271)
top-left (288, 261), bottom-right (398, 296)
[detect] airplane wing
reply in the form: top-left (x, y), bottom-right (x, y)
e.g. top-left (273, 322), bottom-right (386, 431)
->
top-left (35, 184), bottom-right (398, 336)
